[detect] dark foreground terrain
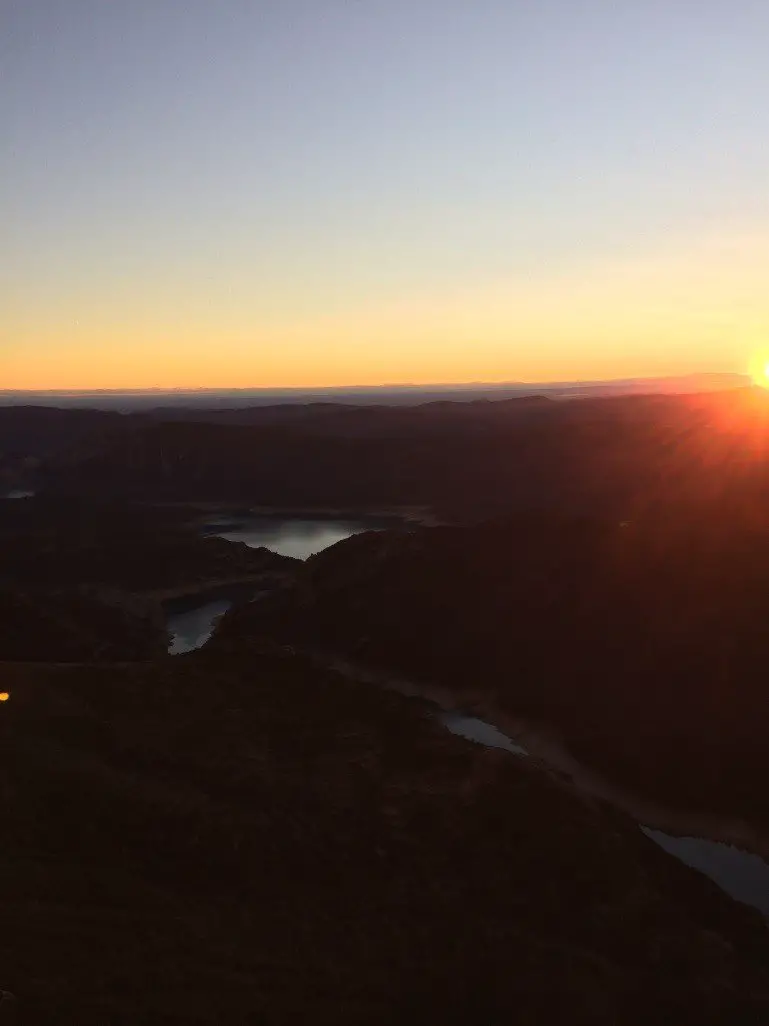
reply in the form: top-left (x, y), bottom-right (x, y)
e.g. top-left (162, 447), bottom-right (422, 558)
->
top-left (3, 648), bottom-right (769, 1025)
top-left (4, 388), bottom-right (769, 1021)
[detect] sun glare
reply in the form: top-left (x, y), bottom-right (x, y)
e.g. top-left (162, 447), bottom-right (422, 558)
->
top-left (749, 353), bottom-right (769, 389)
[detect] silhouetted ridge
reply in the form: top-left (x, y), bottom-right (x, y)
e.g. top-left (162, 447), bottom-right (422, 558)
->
top-left (34, 388), bottom-right (769, 522)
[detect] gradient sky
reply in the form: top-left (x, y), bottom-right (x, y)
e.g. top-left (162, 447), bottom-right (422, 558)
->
top-left (3, 0), bottom-right (769, 389)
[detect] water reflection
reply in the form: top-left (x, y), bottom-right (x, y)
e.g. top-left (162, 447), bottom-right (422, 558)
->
top-left (202, 517), bottom-right (388, 560)
top-left (438, 711), bottom-right (529, 756)
top-left (168, 598), bottom-right (232, 655)
top-left (445, 710), bottom-right (769, 916)
top-left (641, 828), bottom-right (769, 916)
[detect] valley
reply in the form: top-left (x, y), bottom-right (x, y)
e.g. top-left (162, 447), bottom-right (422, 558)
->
top-left (4, 390), bottom-right (769, 1022)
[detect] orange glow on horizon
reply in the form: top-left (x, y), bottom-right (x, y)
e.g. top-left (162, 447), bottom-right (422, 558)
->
top-left (3, 228), bottom-right (766, 392)
top-left (1, 332), bottom-right (747, 393)
top-left (0, 363), bottom-right (747, 391)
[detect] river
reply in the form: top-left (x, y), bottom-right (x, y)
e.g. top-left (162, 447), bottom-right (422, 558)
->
top-left (165, 595), bottom-right (769, 918)
top-left (167, 596), bottom-right (234, 655)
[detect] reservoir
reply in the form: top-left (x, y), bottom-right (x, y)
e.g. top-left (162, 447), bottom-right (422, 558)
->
top-left (169, 515), bottom-right (396, 652)
top-left (200, 514), bottom-right (397, 560)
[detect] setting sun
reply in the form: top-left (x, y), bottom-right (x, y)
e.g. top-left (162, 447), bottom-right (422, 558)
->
top-left (749, 354), bottom-right (769, 388)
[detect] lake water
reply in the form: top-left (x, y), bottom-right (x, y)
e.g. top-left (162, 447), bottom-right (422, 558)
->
top-left (167, 597), bottom-right (233, 655)
top-left (201, 516), bottom-right (393, 560)
top-left (641, 828), bottom-right (769, 916)
top-left (169, 517), bottom-right (392, 649)
top-left (439, 711), bottom-right (529, 756)
top-left (444, 707), bottom-right (769, 916)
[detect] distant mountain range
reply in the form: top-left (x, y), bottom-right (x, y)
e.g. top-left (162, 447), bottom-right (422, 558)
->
top-left (5, 385), bottom-right (768, 525)
top-left (0, 372), bottom-right (748, 410)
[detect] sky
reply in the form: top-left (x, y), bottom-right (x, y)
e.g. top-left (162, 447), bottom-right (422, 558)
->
top-left (3, 0), bottom-right (769, 389)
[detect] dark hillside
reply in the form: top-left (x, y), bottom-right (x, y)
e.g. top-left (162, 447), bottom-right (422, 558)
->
top-left (2, 651), bottom-right (769, 1023)
top-left (213, 506), bottom-right (769, 827)
top-left (39, 389), bottom-right (769, 521)
top-left (0, 406), bottom-right (141, 459)
top-left (0, 498), bottom-right (293, 592)
top-left (0, 499), bottom-right (296, 662)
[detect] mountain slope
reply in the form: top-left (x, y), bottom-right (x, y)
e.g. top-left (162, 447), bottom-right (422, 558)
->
top-left (2, 649), bottom-right (769, 1024)
top-left (38, 389), bottom-right (769, 520)
top-left (212, 508), bottom-right (769, 827)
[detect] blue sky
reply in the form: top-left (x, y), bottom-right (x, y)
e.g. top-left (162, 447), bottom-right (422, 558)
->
top-left (3, 0), bottom-right (768, 387)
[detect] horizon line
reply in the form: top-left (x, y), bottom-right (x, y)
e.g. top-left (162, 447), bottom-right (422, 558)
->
top-left (0, 371), bottom-right (747, 396)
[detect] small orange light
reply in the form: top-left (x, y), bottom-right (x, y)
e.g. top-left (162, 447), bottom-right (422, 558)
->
top-left (0, 692), bottom-right (9, 702)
